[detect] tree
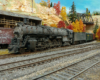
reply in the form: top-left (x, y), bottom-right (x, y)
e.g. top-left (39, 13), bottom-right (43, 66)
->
top-left (47, 0), bottom-right (50, 8)
top-left (89, 11), bottom-right (90, 15)
top-left (72, 22), bottom-right (77, 32)
top-left (44, 24), bottom-right (47, 26)
top-left (40, 0), bottom-right (47, 7)
top-left (57, 21), bottom-right (66, 28)
top-left (94, 19), bottom-right (99, 34)
top-left (73, 19), bottom-right (79, 32)
top-left (92, 11), bottom-right (100, 15)
top-left (96, 12), bottom-right (99, 15)
top-left (82, 25), bottom-right (86, 32)
top-left (54, 1), bottom-right (61, 15)
top-left (86, 8), bottom-right (91, 20)
top-left (42, 21), bottom-right (47, 26)
top-left (72, 19), bottom-right (85, 32)
top-left (67, 25), bottom-right (73, 30)
top-left (42, 21), bottom-right (44, 25)
top-left (50, 24), bottom-right (57, 27)
top-left (86, 8), bottom-right (89, 15)
top-left (96, 28), bottom-right (100, 40)
top-left (79, 19), bottom-right (84, 32)
top-left (60, 7), bottom-right (67, 21)
top-left (69, 2), bottom-right (77, 22)
top-left (50, 2), bottom-right (53, 7)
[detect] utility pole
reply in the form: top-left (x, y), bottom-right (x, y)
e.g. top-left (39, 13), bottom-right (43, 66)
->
top-left (32, 0), bottom-right (33, 13)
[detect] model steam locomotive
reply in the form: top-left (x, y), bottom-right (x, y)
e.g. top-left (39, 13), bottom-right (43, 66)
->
top-left (8, 22), bottom-right (94, 53)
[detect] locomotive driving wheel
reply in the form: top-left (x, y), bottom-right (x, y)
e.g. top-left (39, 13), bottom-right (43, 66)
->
top-left (19, 48), bottom-right (25, 54)
top-left (48, 40), bottom-right (52, 48)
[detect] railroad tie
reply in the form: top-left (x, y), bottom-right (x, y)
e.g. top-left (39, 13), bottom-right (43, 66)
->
top-left (60, 72), bottom-right (72, 77)
top-left (50, 75), bottom-right (62, 80)
top-left (67, 68), bottom-right (79, 72)
top-left (55, 73), bottom-right (69, 79)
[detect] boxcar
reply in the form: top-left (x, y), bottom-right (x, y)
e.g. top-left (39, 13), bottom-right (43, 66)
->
top-left (86, 33), bottom-right (93, 42)
top-left (0, 28), bottom-right (14, 48)
top-left (93, 34), bottom-right (95, 40)
top-left (72, 32), bottom-right (86, 44)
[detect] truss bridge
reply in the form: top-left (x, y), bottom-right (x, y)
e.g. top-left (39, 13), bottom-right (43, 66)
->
top-left (77, 13), bottom-right (94, 25)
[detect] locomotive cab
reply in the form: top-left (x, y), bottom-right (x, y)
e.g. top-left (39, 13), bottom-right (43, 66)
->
top-left (67, 29), bottom-right (73, 44)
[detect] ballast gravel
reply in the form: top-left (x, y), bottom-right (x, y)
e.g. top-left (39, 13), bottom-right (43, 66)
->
top-left (0, 45), bottom-right (95, 65)
top-left (0, 49), bottom-right (100, 80)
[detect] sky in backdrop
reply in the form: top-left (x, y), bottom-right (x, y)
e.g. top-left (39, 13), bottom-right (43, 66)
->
top-left (35, 0), bottom-right (100, 13)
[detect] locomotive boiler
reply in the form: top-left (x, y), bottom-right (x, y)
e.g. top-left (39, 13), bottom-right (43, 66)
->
top-left (8, 22), bottom-right (73, 53)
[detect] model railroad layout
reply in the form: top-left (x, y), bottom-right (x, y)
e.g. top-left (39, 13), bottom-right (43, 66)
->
top-left (0, 10), bottom-right (99, 80)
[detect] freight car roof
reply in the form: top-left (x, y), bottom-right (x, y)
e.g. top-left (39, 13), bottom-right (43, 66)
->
top-left (0, 10), bottom-right (42, 21)
top-left (67, 29), bottom-right (73, 33)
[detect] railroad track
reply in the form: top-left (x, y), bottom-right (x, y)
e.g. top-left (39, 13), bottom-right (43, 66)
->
top-left (29, 51), bottom-right (100, 80)
top-left (0, 44), bottom-right (100, 80)
top-left (0, 42), bottom-right (98, 60)
top-left (0, 43), bottom-right (98, 65)
top-left (0, 46), bottom-right (97, 72)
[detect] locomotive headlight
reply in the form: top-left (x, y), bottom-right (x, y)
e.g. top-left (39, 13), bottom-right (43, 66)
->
top-left (15, 23), bottom-right (17, 26)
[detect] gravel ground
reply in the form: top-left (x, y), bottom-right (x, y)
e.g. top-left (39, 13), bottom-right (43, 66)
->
top-left (0, 48), bottom-right (81, 65)
top-left (73, 62), bottom-right (100, 80)
top-left (0, 45), bottom-right (95, 65)
top-left (4, 49), bottom-right (99, 80)
top-left (0, 41), bottom-right (98, 63)
top-left (0, 41), bottom-right (99, 80)
top-left (38, 53), bottom-right (100, 80)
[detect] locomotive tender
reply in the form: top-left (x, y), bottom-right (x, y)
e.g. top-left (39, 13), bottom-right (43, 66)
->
top-left (8, 22), bottom-right (94, 54)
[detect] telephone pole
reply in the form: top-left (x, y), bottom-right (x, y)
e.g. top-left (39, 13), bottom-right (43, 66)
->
top-left (32, 0), bottom-right (33, 13)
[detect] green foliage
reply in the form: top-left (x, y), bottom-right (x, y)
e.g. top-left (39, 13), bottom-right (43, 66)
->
top-left (86, 8), bottom-right (91, 15)
top-left (93, 11), bottom-right (100, 15)
top-left (85, 8), bottom-right (91, 21)
top-left (94, 19), bottom-right (99, 34)
top-left (69, 2), bottom-right (77, 22)
top-left (40, 0), bottom-right (47, 7)
top-left (50, 2), bottom-right (53, 7)
top-left (86, 8), bottom-right (89, 15)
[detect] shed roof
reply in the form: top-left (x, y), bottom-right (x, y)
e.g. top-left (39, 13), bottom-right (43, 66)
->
top-left (0, 10), bottom-right (42, 21)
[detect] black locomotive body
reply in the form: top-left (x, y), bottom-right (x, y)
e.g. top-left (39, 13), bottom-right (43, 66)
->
top-left (8, 22), bottom-right (94, 53)
top-left (8, 22), bottom-right (73, 53)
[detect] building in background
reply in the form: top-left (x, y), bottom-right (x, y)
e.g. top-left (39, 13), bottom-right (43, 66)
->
top-left (77, 13), bottom-right (94, 33)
